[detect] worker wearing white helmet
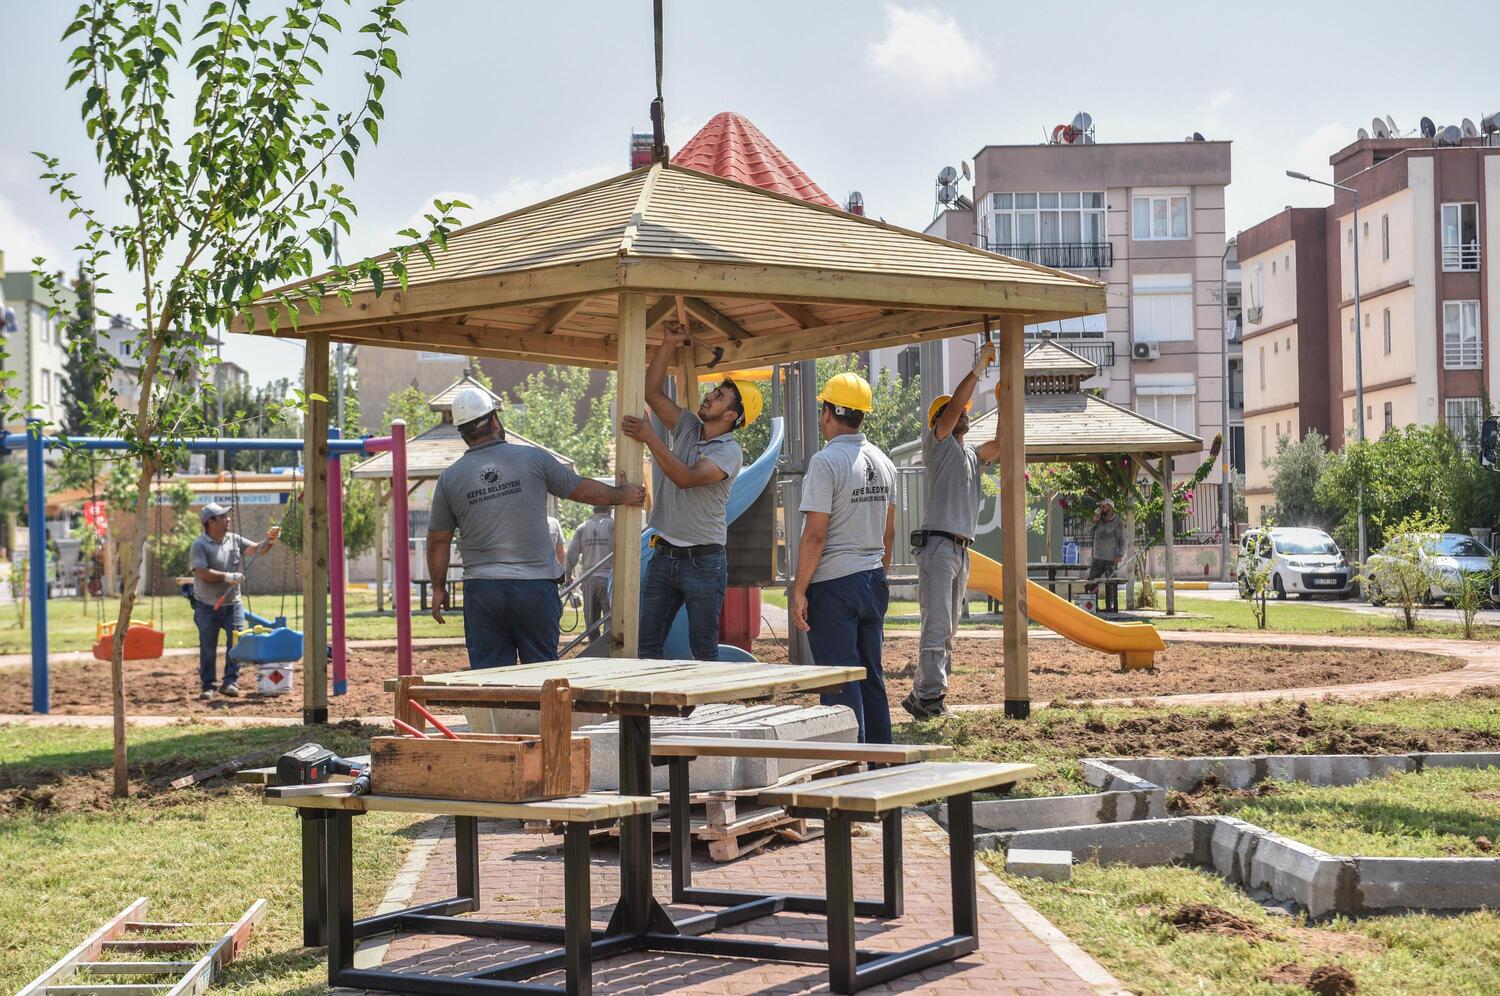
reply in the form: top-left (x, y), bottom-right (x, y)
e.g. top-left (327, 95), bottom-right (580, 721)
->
top-left (791, 371), bottom-right (897, 744)
top-left (621, 327), bottom-right (763, 660)
top-left (427, 387), bottom-right (645, 668)
top-left (905, 342), bottom-right (1004, 720)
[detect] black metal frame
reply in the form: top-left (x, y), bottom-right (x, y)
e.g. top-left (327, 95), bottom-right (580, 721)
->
top-left (290, 706), bottom-right (984, 995)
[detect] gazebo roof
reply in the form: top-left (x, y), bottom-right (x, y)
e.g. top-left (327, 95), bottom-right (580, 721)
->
top-left (967, 393), bottom-right (1203, 460)
top-left (671, 112), bottom-right (839, 208)
top-left (237, 162), bottom-right (1104, 369)
top-left (350, 420), bottom-right (573, 482)
top-left (426, 371), bottom-right (502, 413)
top-left (1023, 340), bottom-right (1098, 377)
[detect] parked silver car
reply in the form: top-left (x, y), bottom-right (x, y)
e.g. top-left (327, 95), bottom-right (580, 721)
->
top-left (1365, 532), bottom-right (1496, 605)
top-left (1238, 527), bottom-right (1354, 599)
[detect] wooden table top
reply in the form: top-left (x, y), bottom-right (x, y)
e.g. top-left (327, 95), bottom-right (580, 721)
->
top-left (758, 761), bottom-right (1037, 814)
top-left (263, 789), bottom-right (658, 822)
top-left (383, 658), bottom-right (866, 712)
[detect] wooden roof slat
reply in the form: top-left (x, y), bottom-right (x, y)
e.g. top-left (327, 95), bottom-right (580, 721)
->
top-left (682, 297), bottom-right (748, 343)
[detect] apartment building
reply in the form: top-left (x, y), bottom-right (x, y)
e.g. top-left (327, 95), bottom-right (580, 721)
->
top-left (881, 131), bottom-right (1235, 530)
top-left (1, 268), bottom-right (77, 429)
top-left (1239, 128), bottom-right (1500, 523)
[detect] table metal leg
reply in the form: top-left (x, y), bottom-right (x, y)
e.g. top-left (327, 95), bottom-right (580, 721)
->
top-left (563, 822), bottom-right (593, 996)
top-left (948, 792), bottom-right (978, 939)
top-left (326, 810), bottom-right (355, 984)
top-left (456, 814), bottom-right (480, 911)
top-left (300, 808), bottom-right (329, 947)
top-left (881, 809), bottom-right (904, 918)
top-left (668, 755), bottom-right (692, 901)
top-left (825, 813), bottom-right (857, 994)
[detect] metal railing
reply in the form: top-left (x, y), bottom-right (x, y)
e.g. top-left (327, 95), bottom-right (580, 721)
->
top-left (986, 241), bottom-right (1113, 270)
top-left (1442, 242), bottom-right (1481, 271)
top-left (1065, 341), bottom-right (1115, 369)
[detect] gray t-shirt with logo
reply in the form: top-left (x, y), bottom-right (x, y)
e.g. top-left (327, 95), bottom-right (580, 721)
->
top-left (648, 409), bottom-right (743, 547)
top-left (800, 433), bottom-right (896, 584)
top-left (567, 513), bottom-right (614, 578)
top-left (190, 532), bottom-right (251, 606)
top-left (428, 440), bottom-right (582, 580)
top-left (921, 430), bottom-right (992, 541)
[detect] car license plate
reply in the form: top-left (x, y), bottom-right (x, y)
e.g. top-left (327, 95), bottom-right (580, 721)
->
top-left (1313, 578), bottom-right (1339, 587)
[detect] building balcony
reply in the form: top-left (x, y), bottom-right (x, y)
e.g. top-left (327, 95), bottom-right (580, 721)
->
top-left (1442, 242), bottom-right (1481, 271)
top-left (987, 241), bottom-right (1114, 270)
top-left (1024, 336), bottom-right (1115, 369)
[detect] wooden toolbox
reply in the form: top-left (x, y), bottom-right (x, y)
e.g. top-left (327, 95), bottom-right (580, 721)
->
top-left (374, 676), bottom-right (590, 803)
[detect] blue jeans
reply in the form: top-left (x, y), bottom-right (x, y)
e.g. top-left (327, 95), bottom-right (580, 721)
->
top-left (195, 599), bottom-right (245, 691)
top-left (639, 547), bottom-right (727, 661)
top-left (805, 568), bottom-right (891, 744)
top-left (463, 579), bottom-right (562, 669)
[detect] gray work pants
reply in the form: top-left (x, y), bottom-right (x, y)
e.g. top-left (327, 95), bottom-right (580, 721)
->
top-left (914, 536), bottom-right (969, 702)
top-left (582, 574), bottom-right (610, 630)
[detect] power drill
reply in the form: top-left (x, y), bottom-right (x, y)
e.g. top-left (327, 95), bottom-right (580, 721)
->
top-left (277, 743), bottom-right (371, 795)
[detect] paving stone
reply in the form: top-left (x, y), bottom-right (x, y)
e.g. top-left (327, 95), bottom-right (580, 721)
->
top-left (1006, 849), bottom-right (1072, 882)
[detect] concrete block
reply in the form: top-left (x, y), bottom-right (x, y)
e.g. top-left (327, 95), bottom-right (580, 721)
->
top-left (1267, 754), bottom-right (1414, 787)
top-left (1006, 849), bottom-right (1072, 881)
top-left (1415, 751), bottom-right (1500, 771)
top-left (1081, 760), bottom-right (1161, 793)
top-left (980, 818), bottom-right (1203, 867)
top-left (965, 789), bottom-right (1165, 834)
top-left (1353, 857), bottom-right (1500, 913)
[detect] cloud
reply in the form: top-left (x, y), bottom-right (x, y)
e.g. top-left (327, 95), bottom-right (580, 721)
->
top-left (0, 193), bottom-right (65, 273)
top-left (867, 4), bottom-right (989, 95)
top-left (1290, 122), bottom-right (1352, 181)
top-left (1204, 89), bottom-right (1235, 116)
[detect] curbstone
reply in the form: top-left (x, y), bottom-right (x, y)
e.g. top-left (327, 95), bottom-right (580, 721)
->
top-left (960, 788), bottom-right (1165, 834)
top-left (1006, 849), bottom-right (1073, 881)
top-left (1353, 857), bottom-right (1500, 913)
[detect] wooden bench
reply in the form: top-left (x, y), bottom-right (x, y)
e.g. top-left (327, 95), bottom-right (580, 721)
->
top-left (758, 760), bottom-right (1036, 995)
top-left (264, 787), bottom-right (657, 995)
top-left (650, 737), bottom-right (953, 917)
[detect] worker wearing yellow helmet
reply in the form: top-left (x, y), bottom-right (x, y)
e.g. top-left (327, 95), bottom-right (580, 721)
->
top-left (621, 327), bottom-right (763, 660)
top-left (905, 341), bottom-right (1005, 720)
top-left (791, 369), bottom-right (898, 743)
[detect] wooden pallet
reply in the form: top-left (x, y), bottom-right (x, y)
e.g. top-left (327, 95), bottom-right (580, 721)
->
top-left (18, 897), bottom-right (266, 996)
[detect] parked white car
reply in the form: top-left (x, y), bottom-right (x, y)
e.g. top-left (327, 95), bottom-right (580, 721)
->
top-left (1238, 527), bottom-right (1354, 599)
top-left (1365, 532), bottom-right (1496, 605)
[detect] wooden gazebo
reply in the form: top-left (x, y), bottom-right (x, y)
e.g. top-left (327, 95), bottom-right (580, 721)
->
top-left (236, 161), bottom-right (1105, 720)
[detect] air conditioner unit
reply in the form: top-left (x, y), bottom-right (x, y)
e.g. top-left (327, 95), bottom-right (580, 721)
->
top-left (1245, 305), bottom-right (1263, 325)
top-left (1131, 341), bottom-right (1160, 361)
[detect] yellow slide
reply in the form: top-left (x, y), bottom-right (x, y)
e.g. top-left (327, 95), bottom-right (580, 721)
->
top-left (966, 550), bottom-right (1162, 670)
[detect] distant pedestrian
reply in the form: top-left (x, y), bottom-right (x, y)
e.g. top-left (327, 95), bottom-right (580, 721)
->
top-left (1087, 499), bottom-right (1126, 590)
top-left (566, 505), bottom-right (614, 632)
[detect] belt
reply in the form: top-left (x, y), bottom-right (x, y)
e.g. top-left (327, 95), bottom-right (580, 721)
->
top-left (651, 537), bottom-right (724, 558)
top-left (919, 529), bottom-right (972, 548)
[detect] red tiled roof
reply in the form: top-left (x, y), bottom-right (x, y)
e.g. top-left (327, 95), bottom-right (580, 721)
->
top-left (672, 112), bottom-right (840, 208)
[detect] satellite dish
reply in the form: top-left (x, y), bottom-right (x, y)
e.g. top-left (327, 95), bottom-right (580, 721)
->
top-left (845, 190), bottom-right (864, 216)
top-left (1372, 117), bottom-right (1390, 139)
top-left (937, 183), bottom-right (959, 205)
top-left (1072, 111), bottom-right (1093, 133)
top-left (937, 165), bottom-right (958, 185)
top-left (1463, 118), bottom-right (1479, 138)
top-left (1192, 132), bottom-right (1206, 142)
top-left (1437, 125), bottom-right (1462, 146)
top-left (960, 161), bottom-right (971, 181)
top-left (1419, 116), bottom-right (1437, 139)
top-left (1483, 112), bottom-right (1500, 134)
top-left (1357, 127), bottom-right (1370, 140)
top-left (1386, 115), bottom-right (1399, 135)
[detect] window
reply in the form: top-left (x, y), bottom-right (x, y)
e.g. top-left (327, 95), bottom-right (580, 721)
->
top-left (39, 369), bottom-right (51, 404)
top-left (1441, 203), bottom-right (1480, 270)
top-left (1383, 402), bottom-right (1393, 432)
top-left (1131, 274), bottom-right (1194, 342)
top-left (1383, 309), bottom-right (1392, 355)
top-left (1135, 374), bottom-right (1196, 433)
top-left (985, 192), bottom-right (1106, 260)
top-left (1381, 215), bottom-right (1390, 260)
top-left (1272, 260), bottom-right (1277, 275)
top-left (1446, 397), bottom-right (1483, 444)
top-left (1260, 425), bottom-right (1267, 459)
top-left (35, 305), bottom-right (49, 344)
top-left (1258, 346), bottom-right (1265, 389)
top-left (1131, 191), bottom-right (1190, 240)
top-left (897, 345), bottom-right (920, 385)
top-left (1273, 340), bottom-right (1279, 354)
top-left (56, 373), bottom-right (67, 405)
top-left (1442, 300), bottom-right (1481, 369)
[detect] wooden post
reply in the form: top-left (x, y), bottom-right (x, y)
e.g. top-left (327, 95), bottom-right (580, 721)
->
top-left (303, 333), bottom-right (331, 724)
top-left (998, 316), bottom-right (1029, 719)
top-left (1162, 455), bottom-right (1176, 616)
top-left (611, 294), bottom-right (647, 658)
top-left (678, 343), bottom-right (698, 411)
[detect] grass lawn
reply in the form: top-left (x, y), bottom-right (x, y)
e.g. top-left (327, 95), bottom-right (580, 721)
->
top-left (1152, 596), bottom-right (1500, 640)
top-left (0, 589), bottom-right (459, 656)
top-left (990, 859), bottom-right (1500, 995)
top-left (0, 721), bottom-right (414, 994)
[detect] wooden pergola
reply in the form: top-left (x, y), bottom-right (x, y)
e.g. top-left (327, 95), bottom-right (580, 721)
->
top-left (236, 161), bottom-right (1104, 720)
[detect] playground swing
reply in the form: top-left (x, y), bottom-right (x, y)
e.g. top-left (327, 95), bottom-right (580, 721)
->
top-left (226, 463), bottom-right (304, 670)
top-left (91, 461), bottom-right (167, 661)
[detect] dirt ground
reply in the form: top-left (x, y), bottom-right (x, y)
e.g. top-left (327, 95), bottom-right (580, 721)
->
top-left (0, 634), bottom-right (1462, 720)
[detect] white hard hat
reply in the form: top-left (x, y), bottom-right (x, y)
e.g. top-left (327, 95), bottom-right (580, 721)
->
top-left (451, 387), bottom-right (496, 427)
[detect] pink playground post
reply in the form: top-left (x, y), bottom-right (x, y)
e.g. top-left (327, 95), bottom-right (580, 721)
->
top-left (390, 420), bottom-right (413, 675)
top-left (328, 428), bottom-right (349, 695)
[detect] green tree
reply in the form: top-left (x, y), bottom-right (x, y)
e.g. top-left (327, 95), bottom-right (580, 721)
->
top-left (381, 385), bottom-right (441, 437)
top-left (814, 354), bottom-right (922, 454)
top-left (1317, 425), bottom-right (1469, 552)
top-left (26, 0), bottom-right (462, 796)
top-left (62, 262), bottom-right (97, 437)
top-left (1362, 511), bottom-right (1447, 629)
top-left (1267, 429), bottom-right (1333, 529)
top-left (505, 366), bottom-right (616, 531)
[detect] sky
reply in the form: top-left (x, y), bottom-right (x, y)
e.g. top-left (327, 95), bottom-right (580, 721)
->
top-left (3, 0), bottom-right (1498, 389)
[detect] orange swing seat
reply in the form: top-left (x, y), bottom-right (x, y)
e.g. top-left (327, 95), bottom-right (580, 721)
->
top-left (92, 620), bottom-right (167, 661)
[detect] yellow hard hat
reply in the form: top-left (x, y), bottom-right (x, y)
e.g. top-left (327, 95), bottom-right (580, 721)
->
top-left (817, 371), bottom-right (874, 413)
top-left (726, 378), bottom-right (763, 428)
top-left (927, 394), bottom-right (972, 428)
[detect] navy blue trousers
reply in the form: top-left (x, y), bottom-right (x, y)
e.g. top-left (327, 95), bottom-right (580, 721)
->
top-left (463, 579), bottom-right (562, 669)
top-left (805, 568), bottom-right (891, 744)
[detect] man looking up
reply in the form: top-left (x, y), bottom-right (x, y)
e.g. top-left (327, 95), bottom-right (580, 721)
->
top-left (427, 388), bottom-right (645, 668)
top-left (621, 328), bottom-right (762, 660)
top-left (791, 371), bottom-right (897, 744)
top-left (905, 342), bottom-right (1003, 720)
top-left (190, 503), bottom-right (279, 701)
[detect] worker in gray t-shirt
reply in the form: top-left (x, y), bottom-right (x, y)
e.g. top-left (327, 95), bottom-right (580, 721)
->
top-left (189, 502), bottom-right (279, 701)
top-left (906, 342), bottom-right (1004, 720)
top-left (621, 327), bottom-right (762, 661)
top-left (791, 372), bottom-right (897, 744)
top-left (566, 506), bottom-right (614, 631)
top-left (427, 388), bottom-right (645, 668)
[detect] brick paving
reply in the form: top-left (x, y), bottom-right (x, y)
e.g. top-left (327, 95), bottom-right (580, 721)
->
top-left (352, 814), bottom-right (1113, 994)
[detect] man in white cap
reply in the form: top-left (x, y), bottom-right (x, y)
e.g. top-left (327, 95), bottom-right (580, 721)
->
top-left (427, 388), bottom-right (645, 668)
top-left (190, 503), bottom-right (279, 700)
top-left (904, 342), bottom-right (1002, 720)
top-left (1088, 498), bottom-right (1126, 591)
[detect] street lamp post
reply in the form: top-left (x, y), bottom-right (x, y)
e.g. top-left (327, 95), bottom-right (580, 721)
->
top-left (1220, 238), bottom-right (1235, 579)
top-left (1287, 170), bottom-right (1366, 570)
